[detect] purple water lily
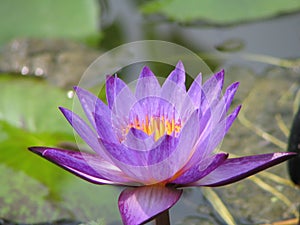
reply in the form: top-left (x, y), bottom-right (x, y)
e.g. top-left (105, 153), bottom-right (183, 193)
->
top-left (29, 61), bottom-right (295, 225)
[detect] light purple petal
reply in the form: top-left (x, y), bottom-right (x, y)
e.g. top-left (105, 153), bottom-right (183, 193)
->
top-left (94, 97), bottom-right (119, 143)
top-left (135, 66), bottom-right (161, 100)
top-left (101, 110), bottom-right (201, 184)
top-left (171, 152), bottom-right (228, 185)
top-left (106, 75), bottom-right (142, 138)
top-left (201, 105), bottom-right (241, 156)
top-left (163, 61), bottom-right (186, 91)
top-left (99, 134), bottom-right (179, 166)
top-left (59, 107), bottom-right (101, 154)
top-left (122, 128), bottom-right (156, 150)
top-left (28, 147), bottom-right (134, 185)
top-left (187, 73), bottom-right (202, 107)
top-left (193, 152), bottom-right (297, 187)
top-left (223, 82), bottom-right (239, 113)
top-left (118, 185), bottom-right (182, 225)
top-left (201, 70), bottom-right (224, 113)
top-left (182, 105), bottom-right (241, 171)
top-left (73, 86), bottom-right (101, 130)
top-left (160, 61), bottom-right (187, 113)
top-left (106, 75), bottom-right (126, 110)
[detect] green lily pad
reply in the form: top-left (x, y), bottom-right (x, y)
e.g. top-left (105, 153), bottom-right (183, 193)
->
top-left (0, 75), bottom-right (119, 222)
top-left (0, 0), bottom-right (100, 46)
top-left (140, 0), bottom-right (300, 25)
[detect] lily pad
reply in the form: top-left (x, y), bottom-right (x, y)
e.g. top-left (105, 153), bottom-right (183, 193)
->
top-left (0, 0), bottom-right (100, 46)
top-left (0, 76), bottom-right (119, 222)
top-left (140, 0), bottom-right (300, 25)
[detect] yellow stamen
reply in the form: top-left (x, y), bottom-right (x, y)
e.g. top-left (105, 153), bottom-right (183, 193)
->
top-left (127, 115), bottom-right (182, 141)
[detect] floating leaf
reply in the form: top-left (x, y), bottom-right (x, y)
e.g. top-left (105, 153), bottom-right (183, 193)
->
top-left (0, 76), bottom-right (119, 222)
top-left (0, 0), bottom-right (100, 46)
top-left (141, 0), bottom-right (300, 25)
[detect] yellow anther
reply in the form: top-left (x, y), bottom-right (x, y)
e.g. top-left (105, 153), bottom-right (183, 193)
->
top-left (127, 115), bottom-right (182, 141)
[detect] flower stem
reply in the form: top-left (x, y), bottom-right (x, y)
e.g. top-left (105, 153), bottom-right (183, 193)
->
top-left (155, 210), bottom-right (170, 225)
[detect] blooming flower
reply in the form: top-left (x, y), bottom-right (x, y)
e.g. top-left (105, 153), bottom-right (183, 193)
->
top-left (29, 61), bottom-right (295, 225)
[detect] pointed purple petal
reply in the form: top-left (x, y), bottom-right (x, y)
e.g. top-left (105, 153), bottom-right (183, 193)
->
top-left (223, 82), bottom-right (239, 112)
top-left (135, 66), bottom-right (161, 100)
top-left (172, 153), bottom-right (228, 185)
top-left (106, 75), bottom-right (126, 110)
top-left (201, 70), bottom-right (224, 113)
top-left (118, 185), bottom-right (182, 225)
top-left (122, 128), bottom-right (155, 150)
top-left (94, 97), bottom-right (119, 143)
top-left (187, 73), bottom-right (202, 107)
top-left (105, 75), bottom-right (140, 138)
top-left (59, 107), bottom-right (102, 154)
top-left (160, 61), bottom-right (187, 111)
top-left (182, 105), bottom-right (241, 170)
top-left (73, 86), bottom-right (101, 130)
top-left (100, 110), bottom-right (202, 184)
top-left (165, 60), bottom-right (186, 90)
top-left (28, 147), bottom-right (134, 185)
top-left (100, 134), bottom-right (179, 166)
top-left (194, 152), bottom-right (297, 187)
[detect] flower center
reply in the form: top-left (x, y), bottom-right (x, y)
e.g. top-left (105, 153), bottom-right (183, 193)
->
top-left (127, 115), bottom-right (182, 141)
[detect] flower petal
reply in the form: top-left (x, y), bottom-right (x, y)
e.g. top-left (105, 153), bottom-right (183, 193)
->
top-left (194, 152), bottom-right (297, 187)
top-left (105, 75), bottom-right (141, 138)
top-left (163, 60), bottom-right (186, 91)
top-left (73, 86), bottom-right (101, 130)
top-left (28, 147), bottom-right (134, 185)
top-left (122, 128), bottom-right (155, 150)
top-left (94, 96), bottom-right (119, 143)
top-left (187, 73), bottom-right (202, 107)
top-left (59, 107), bottom-right (102, 154)
top-left (106, 75), bottom-right (126, 110)
top-left (178, 105), bottom-right (241, 175)
top-left (118, 185), bottom-right (182, 225)
top-left (135, 66), bottom-right (161, 100)
top-left (200, 105), bottom-right (241, 157)
top-left (160, 61), bottom-right (187, 112)
top-left (223, 82), bottom-right (239, 113)
top-left (100, 134), bottom-right (178, 166)
top-left (201, 70), bottom-right (224, 113)
top-left (172, 152), bottom-right (228, 185)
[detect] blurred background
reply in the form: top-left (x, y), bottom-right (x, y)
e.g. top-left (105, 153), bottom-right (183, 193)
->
top-left (0, 0), bottom-right (299, 224)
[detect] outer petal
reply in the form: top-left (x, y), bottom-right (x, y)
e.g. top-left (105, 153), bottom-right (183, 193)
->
top-left (118, 185), bottom-right (182, 225)
top-left (28, 147), bottom-right (134, 185)
top-left (193, 152), bottom-right (297, 187)
top-left (94, 96), bottom-right (119, 143)
top-left (59, 107), bottom-right (104, 155)
top-left (73, 86), bottom-right (102, 130)
top-left (201, 70), bottom-right (224, 113)
top-left (171, 152), bottom-right (228, 185)
top-left (223, 82), bottom-right (239, 113)
top-left (186, 105), bottom-right (241, 170)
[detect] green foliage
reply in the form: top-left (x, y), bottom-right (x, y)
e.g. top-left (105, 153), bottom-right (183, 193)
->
top-left (141, 0), bottom-right (300, 25)
top-left (0, 0), bottom-right (100, 46)
top-left (0, 76), bottom-right (119, 222)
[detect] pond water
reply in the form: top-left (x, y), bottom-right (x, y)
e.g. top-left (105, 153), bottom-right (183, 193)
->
top-left (0, 0), bottom-right (299, 224)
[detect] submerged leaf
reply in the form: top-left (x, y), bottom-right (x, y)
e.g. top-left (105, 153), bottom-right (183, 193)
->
top-left (141, 0), bottom-right (300, 25)
top-left (0, 0), bottom-right (100, 46)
